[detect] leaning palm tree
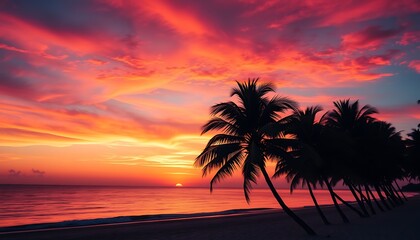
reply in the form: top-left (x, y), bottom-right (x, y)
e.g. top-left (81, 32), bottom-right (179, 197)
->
top-left (325, 99), bottom-right (378, 216)
top-left (195, 78), bottom-right (316, 235)
top-left (275, 106), bottom-right (331, 225)
top-left (281, 106), bottom-right (353, 223)
top-left (357, 120), bottom-right (406, 208)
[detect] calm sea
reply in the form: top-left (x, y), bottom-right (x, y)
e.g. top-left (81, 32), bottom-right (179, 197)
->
top-left (0, 184), bottom-right (395, 228)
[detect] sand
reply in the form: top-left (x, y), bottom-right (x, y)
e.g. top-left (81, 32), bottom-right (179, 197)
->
top-left (1, 195), bottom-right (419, 240)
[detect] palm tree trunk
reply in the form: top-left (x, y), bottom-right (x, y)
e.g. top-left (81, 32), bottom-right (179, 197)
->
top-left (333, 192), bottom-right (365, 217)
top-left (394, 181), bottom-right (408, 201)
top-left (322, 176), bottom-right (349, 223)
top-left (306, 180), bottom-right (330, 225)
top-left (390, 184), bottom-right (404, 204)
top-left (380, 185), bottom-right (396, 207)
top-left (387, 184), bottom-right (403, 205)
top-left (345, 180), bottom-right (369, 217)
top-left (366, 185), bottom-right (384, 212)
top-left (260, 168), bottom-right (317, 235)
top-left (356, 184), bottom-right (375, 215)
top-left (383, 184), bottom-right (400, 206)
top-left (375, 184), bottom-right (392, 210)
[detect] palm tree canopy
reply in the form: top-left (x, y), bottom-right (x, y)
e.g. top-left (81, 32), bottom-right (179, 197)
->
top-left (322, 99), bottom-right (379, 184)
top-left (274, 106), bottom-right (325, 192)
top-left (195, 78), bottom-right (298, 202)
top-left (325, 99), bottom-right (377, 132)
top-left (285, 106), bottom-right (324, 144)
top-left (356, 121), bottom-right (405, 184)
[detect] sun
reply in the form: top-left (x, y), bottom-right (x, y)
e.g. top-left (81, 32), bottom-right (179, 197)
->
top-left (175, 183), bottom-right (183, 187)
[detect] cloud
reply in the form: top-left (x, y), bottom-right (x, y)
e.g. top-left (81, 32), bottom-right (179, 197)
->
top-left (408, 60), bottom-right (420, 73)
top-left (342, 50), bottom-right (402, 71)
top-left (0, 127), bottom-right (84, 146)
top-left (32, 168), bottom-right (45, 177)
top-left (317, 0), bottom-right (420, 27)
top-left (341, 25), bottom-right (403, 50)
top-left (8, 169), bottom-right (21, 177)
top-left (0, 0), bottom-right (418, 187)
top-left (398, 31), bottom-right (420, 45)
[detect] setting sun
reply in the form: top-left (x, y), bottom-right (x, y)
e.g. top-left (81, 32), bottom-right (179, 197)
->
top-left (175, 183), bottom-right (183, 187)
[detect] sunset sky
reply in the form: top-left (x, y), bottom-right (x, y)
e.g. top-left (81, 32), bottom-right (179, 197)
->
top-left (0, 0), bottom-right (419, 188)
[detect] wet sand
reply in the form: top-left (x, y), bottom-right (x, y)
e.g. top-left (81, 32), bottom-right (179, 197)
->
top-left (1, 195), bottom-right (419, 240)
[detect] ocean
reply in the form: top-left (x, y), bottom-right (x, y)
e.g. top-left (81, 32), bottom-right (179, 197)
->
top-left (0, 184), bottom-right (398, 228)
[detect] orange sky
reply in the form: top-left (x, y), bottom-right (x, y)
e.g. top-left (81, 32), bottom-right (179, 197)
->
top-left (0, 0), bottom-right (419, 187)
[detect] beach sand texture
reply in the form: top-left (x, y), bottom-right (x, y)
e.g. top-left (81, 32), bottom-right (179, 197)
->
top-left (1, 195), bottom-right (419, 240)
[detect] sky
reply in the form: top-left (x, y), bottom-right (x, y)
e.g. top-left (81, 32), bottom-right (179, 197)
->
top-left (0, 0), bottom-right (419, 188)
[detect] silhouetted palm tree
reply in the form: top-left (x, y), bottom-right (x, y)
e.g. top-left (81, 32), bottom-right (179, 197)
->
top-left (358, 121), bottom-right (406, 208)
top-left (195, 79), bottom-right (316, 235)
top-left (325, 99), bottom-right (379, 217)
top-left (275, 106), bottom-right (330, 225)
top-left (315, 123), bottom-right (356, 222)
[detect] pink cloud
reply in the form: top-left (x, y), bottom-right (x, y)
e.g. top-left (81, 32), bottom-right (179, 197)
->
top-left (341, 26), bottom-right (403, 50)
top-left (342, 50), bottom-right (402, 71)
top-left (408, 60), bottom-right (420, 73)
top-left (318, 0), bottom-right (420, 27)
top-left (0, 0), bottom-right (418, 151)
top-left (398, 31), bottom-right (420, 45)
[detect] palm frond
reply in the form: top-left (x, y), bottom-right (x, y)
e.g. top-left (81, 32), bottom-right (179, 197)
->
top-left (203, 134), bottom-right (244, 149)
top-left (209, 151), bottom-right (243, 192)
top-left (290, 174), bottom-right (302, 193)
top-left (357, 104), bottom-right (378, 121)
top-left (201, 117), bottom-right (240, 135)
top-left (195, 142), bottom-right (241, 169)
top-left (210, 101), bottom-right (245, 122)
top-left (260, 96), bottom-right (298, 125)
top-left (242, 159), bottom-right (260, 203)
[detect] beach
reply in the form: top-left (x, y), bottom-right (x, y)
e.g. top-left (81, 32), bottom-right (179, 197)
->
top-left (1, 194), bottom-right (419, 240)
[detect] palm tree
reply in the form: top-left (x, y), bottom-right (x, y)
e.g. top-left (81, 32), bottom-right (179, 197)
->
top-left (274, 106), bottom-right (330, 225)
top-left (313, 121), bottom-right (355, 222)
top-left (358, 121), bottom-right (406, 207)
top-left (325, 99), bottom-right (379, 217)
top-left (195, 78), bottom-right (316, 235)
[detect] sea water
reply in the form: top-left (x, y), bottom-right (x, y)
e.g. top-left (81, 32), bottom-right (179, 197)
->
top-left (0, 184), bottom-right (392, 228)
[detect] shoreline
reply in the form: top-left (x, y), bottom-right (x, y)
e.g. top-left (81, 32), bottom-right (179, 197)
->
top-left (1, 194), bottom-right (419, 240)
top-left (0, 207), bottom-right (277, 233)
